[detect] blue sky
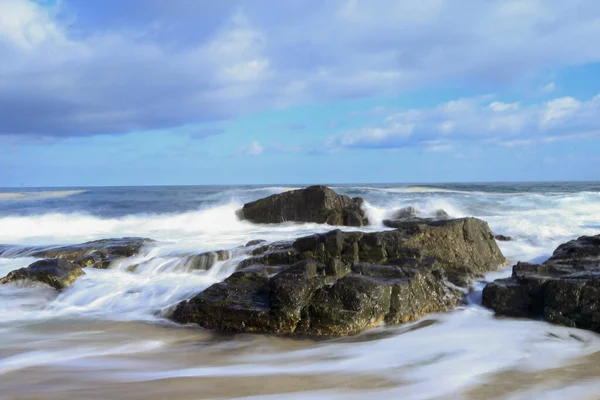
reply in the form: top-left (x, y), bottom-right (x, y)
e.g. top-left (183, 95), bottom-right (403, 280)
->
top-left (1, 0), bottom-right (600, 186)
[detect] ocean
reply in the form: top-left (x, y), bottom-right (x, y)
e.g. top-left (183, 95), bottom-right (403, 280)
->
top-left (1, 182), bottom-right (600, 399)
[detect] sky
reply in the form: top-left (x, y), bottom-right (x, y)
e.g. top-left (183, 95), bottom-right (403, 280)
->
top-left (1, 0), bottom-right (600, 186)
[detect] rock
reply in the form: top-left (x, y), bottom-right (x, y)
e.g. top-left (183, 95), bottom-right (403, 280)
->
top-left (183, 250), bottom-right (231, 271)
top-left (245, 239), bottom-right (266, 247)
top-left (434, 209), bottom-right (451, 220)
top-left (236, 185), bottom-right (369, 226)
top-left (0, 237), bottom-right (154, 287)
top-left (171, 217), bottom-right (504, 336)
top-left (391, 206), bottom-right (418, 220)
top-left (483, 235), bottom-right (600, 332)
top-left (0, 258), bottom-right (84, 290)
top-left (28, 237), bottom-right (154, 268)
top-left (494, 234), bottom-right (512, 241)
top-left (383, 209), bottom-right (451, 229)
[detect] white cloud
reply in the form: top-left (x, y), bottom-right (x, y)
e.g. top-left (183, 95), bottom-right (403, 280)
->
top-left (2, 0), bottom-right (600, 138)
top-left (328, 93), bottom-right (600, 150)
top-left (489, 102), bottom-right (520, 112)
top-left (541, 82), bottom-right (556, 94)
top-left (241, 141), bottom-right (264, 156)
top-left (541, 97), bottom-right (581, 126)
top-left (0, 0), bottom-right (65, 50)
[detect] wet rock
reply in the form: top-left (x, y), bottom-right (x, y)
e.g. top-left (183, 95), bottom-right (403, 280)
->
top-left (434, 209), bottom-right (451, 220)
top-left (184, 250), bottom-right (231, 271)
top-left (0, 258), bottom-right (84, 290)
top-left (483, 235), bottom-right (600, 332)
top-left (383, 209), bottom-right (451, 229)
top-left (236, 185), bottom-right (369, 227)
top-left (29, 237), bottom-right (154, 268)
top-left (391, 206), bottom-right (417, 220)
top-left (245, 239), bottom-right (266, 247)
top-left (494, 234), bottom-right (512, 241)
top-left (172, 217), bottom-right (504, 336)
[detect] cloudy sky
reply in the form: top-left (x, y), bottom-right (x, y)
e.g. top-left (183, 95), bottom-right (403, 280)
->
top-left (1, 0), bottom-right (600, 186)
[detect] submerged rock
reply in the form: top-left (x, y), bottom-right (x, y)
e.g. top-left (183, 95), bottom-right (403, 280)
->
top-left (434, 209), bottom-right (451, 220)
top-left (494, 234), bottom-right (512, 242)
top-left (236, 185), bottom-right (369, 226)
top-left (383, 208), bottom-right (451, 228)
top-left (183, 250), bottom-right (231, 271)
top-left (482, 235), bottom-right (600, 332)
top-left (0, 258), bottom-right (84, 290)
top-left (172, 217), bottom-right (505, 336)
top-left (390, 206), bottom-right (417, 220)
top-left (0, 237), bottom-right (155, 287)
top-left (29, 237), bottom-right (154, 268)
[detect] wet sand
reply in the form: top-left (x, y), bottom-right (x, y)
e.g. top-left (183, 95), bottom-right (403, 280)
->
top-left (2, 315), bottom-right (600, 400)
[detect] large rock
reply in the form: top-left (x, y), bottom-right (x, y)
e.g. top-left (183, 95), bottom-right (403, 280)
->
top-left (482, 235), bottom-right (600, 332)
top-left (172, 217), bottom-right (505, 336)
top-left (236, 185), bottom-right (369, 226)
top-left (0, 258), bottom-right (84, 290)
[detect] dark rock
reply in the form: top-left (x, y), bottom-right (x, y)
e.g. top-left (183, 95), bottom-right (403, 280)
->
top-left (28, 237), bottom-right (154, 268)
top-left (0, 258), bottom-right (84, 290)
top-left (245, 239), bottom-right (266, 247)
top-left (434, 209), bottom-right (451, 220)
top-left (494, 234), bottom-right (512, 241)
top-left (172, 217), bottom-right (504, 336)
top-left (391, 206), bottom-right (418, 220)
top-left (236, 185), bottom-right (369, 226)
top-left (383, 210), bottom-right (451, 229)
top-left (0, 238), bottom-right (154, 287)
top-left (483, 235), bottom-right (600, 333)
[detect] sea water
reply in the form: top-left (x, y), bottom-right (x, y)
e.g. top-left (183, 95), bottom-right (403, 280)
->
top-left (0, 182), bottom-right (599, 399)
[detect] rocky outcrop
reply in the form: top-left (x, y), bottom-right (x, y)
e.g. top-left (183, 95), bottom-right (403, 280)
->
top-left (0, 237), bottom-right (154, 269)
top-left (236, 185), bottom-right (369, 226)
top-left (0, 258), bottom-right (84, 290)
top-left (0, 237), bottom-right (154, 287)
top-left (482, 235), bottom-right (600, 332)
top-left (171, 217), bottom-right (505, 336)
top-left (391, 206), bottom-right (417, 220)
top-left (383, 208), bottom-right (451, 228)
top-left (435, 209), bottom-right (451, 220)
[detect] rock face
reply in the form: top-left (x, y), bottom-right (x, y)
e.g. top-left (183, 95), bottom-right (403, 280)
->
top-left (0, 258), bottom-right (84, 290)
top-left (236, 185), bottom-right (369, 227)
top-left (172, 217), bottom-right (505, 336)
top-left (482, 235), bottom-right (600, 332)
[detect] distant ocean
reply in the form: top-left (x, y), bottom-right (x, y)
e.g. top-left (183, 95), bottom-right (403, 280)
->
top-left (1, 182), bottom-right (600, 399)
